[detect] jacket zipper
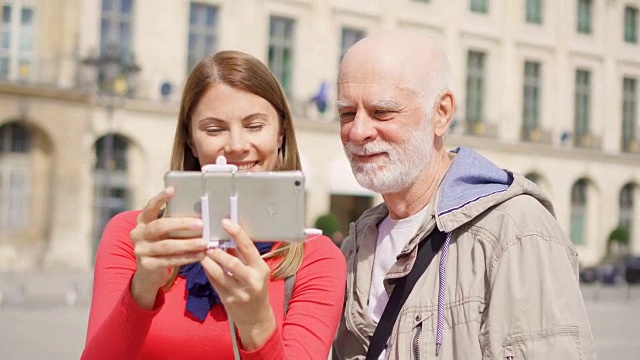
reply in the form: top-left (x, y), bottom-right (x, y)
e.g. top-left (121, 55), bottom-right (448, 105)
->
top-left (412, 322), bottom-right (422, 360)
top-left (344, 223), bottom-right (370, 346)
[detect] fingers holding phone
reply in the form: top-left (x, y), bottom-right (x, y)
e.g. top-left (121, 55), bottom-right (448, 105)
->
top-left (129, 187), bottom-right (208, 309)
top-left (200, 219), bottom-right (275, 350)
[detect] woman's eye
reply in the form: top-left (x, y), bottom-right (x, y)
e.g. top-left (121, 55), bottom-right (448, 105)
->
top-left (247, 124), bottom-right (265, 131)
top-left (205, 127), bottom-right (223, 134)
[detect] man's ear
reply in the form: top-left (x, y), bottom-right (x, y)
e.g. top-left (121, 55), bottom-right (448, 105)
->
top-left (433, 91), bottom-right (455, 137)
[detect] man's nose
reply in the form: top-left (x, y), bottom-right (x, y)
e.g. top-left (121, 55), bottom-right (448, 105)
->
top-left (346, 111), bottom-right (377, 145)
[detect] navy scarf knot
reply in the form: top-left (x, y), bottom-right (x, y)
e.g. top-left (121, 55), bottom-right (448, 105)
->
top-left (179, 242), bottom-right (274, 322)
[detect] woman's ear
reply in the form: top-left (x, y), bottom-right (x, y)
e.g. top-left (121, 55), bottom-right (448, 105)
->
top-left (187, 138), bottom-right (198, 159)
top-left (278, 133), bottom-right (284, 151)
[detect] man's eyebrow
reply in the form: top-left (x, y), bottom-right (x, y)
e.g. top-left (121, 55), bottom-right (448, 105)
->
top-left (336, 100), bottom-right (352, 110)
top-left (370, 99), bottom-right (400, 109)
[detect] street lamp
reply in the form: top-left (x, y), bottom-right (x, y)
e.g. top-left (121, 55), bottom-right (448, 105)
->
top-left (82, 43), bottom-right (141, 246)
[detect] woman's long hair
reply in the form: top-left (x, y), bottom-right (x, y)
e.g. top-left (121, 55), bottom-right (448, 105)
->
top-left (163, 51), bottom-right (304, 291)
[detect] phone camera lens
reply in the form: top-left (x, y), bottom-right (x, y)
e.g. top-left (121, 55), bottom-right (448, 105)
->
top-left (294, 180), bottom-right (301, 187)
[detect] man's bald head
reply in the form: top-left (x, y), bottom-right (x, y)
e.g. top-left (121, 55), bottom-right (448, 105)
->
top-left (339, 29), bottom-right (452, 105)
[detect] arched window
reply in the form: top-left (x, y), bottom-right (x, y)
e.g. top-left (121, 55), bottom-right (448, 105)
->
top-left (570, 179), bottom-right (588, 245)
top-left (620, 183), bottom-right (635, 233)
top-left (0, 122), bottom-right (31, 229)
top-left (93, 133), bottom-right (130, 251)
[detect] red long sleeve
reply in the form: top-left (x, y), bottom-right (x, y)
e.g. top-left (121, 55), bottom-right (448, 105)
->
top-left (82, 210), bottom-right (346, 360)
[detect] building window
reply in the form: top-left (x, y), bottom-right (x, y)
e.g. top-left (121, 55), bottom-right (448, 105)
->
top-left (93, 134), bottom-right (130, 252)
top-left (100, 0), bottom-right (134, 62)
top-left (526, 0), bottom-right (543, 24)
top-left (525, 172), bottom-right (541, 184)
top-left (574, 69), bottom-right (591, 145)
top-left (625, 6), bottom-right (638, 44)
top-left (340, 27), bottom-right (364, 63)
top-left (620, 183), bottom-right (635, 235)
top-left (187, 2), bottom-right (218, 71)
top-left (470, 0), bottom-right (488, 13)
top-left (522, 61), bottom-right (541, 140)
top-left (570, 179), bottom-right (588, 245)
top-left (268, 16), bottom-right (295, 96)
top-left (330, 194), bottom-right (373, 239)
top-left (577, 0), bottom-right (592, 34)
top-left (0, 122), bottom-right (31, 230)
top-left (465, 50), bottom-right (486, 132)
top-left (0, 0), bottom-right (37, 81)
top-left (622, 77), bottom-right (637, 152)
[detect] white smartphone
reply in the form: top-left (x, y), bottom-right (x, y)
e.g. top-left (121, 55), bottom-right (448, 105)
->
top-left (165, 170), bottom-right (307, 242)
top-left (163, 171), bottom-right (203, 238)
top-left (231, 171), bottom-right (307, 242)
top-left (202, 171), bottom-right (234, 242)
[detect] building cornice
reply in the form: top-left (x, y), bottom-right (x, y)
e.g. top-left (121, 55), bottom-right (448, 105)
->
top-left (446, 134), bottom-right (640, 166)
top-left (0, 82), bottom-right (89, 103)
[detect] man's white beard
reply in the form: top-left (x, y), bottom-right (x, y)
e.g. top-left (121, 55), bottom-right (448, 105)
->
top-left (344, 119), bottom-right (434, 194)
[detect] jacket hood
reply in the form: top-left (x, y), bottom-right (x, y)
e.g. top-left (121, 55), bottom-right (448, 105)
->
top-left (435, 146), bottom-right (555, 233)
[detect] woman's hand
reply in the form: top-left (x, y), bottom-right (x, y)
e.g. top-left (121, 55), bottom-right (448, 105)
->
top-left (129, 187), bottom-right (208, 309)
top-left (200, 219), bottom-right (276, 351)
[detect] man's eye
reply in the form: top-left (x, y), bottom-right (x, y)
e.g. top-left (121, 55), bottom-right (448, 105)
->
top-left (374, 110), bottom-right (394, 119)
top-left (340, 112), bottom-right (355, 121)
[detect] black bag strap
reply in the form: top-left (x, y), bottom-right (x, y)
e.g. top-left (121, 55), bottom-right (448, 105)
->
top-left (365, 228), bottom-right (447, 360)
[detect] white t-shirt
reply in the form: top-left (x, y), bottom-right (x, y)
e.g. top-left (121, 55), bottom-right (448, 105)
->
top-left (369, 206), bottom-right (429, 359)
top-left (368, 204), bottom-right (430, 347)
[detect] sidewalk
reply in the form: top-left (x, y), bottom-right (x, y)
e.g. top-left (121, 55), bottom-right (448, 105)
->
top-left (0, 270), bottom-right (94, 308)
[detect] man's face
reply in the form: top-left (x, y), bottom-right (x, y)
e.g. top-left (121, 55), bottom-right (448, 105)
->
top-left (337, 70), bottom-right (435, 194)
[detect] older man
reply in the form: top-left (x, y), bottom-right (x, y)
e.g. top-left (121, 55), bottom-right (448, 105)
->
top-left (332, 30), bottom-right (596, 360)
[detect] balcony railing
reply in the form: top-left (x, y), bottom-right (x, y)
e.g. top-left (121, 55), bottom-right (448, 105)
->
top-left (622, 138), bottom-right (640, 154)
top-left (464, 120), bottom-right (498, 138)
top-left (521, 127), bottom-right (552, 144)
top-left (0, 56), bottom-right (80, 89)
top-left (573, 132), bottom-right (602, 149)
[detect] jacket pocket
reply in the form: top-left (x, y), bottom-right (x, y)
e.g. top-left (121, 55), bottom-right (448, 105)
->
top-left (388, 310), bottom-right (433, 360)
top-left (502, 325), bottom-right (582, 360)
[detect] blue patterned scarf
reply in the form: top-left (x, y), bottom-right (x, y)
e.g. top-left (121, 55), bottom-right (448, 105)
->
top-left (179, 242), bottom-right (274, 322)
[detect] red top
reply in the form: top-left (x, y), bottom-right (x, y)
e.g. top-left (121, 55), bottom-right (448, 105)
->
top-left (82, 210), bottom-right (346, 360)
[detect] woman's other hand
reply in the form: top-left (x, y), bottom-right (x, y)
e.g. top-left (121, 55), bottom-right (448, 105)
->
top-left (200, 219), bottom-right (276, 351)
top-left (129, 187), bottom-right (208, 309)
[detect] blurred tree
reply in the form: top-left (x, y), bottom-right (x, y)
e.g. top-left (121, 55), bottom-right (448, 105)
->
top-left (314, 213), bottom-right (341, 244)
top-left (607, 226), bottom-right (630, 257)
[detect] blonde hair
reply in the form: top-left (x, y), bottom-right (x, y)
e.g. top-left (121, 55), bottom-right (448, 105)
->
top-left (163, 50), bottom-right (304, 291)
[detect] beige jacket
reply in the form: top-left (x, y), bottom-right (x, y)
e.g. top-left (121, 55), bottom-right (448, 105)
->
top-left (332, 147), bottom-right (596, 360)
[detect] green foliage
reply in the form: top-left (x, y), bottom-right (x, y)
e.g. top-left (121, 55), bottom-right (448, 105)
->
top-left (314, 213), bottom-right (341, 238)
top-left (608, 226), bottom-right (630, 245)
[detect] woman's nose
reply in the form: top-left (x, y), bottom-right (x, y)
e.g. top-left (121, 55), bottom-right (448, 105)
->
top-left (224, 131), bottom-right (250, 154)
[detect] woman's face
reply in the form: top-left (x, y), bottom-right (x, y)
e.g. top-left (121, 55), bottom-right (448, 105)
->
top-left (188, 83), bottom-right (283, 172)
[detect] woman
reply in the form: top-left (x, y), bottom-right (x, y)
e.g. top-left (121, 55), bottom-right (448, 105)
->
top-left (82, 51), bottom-right (346, 360)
